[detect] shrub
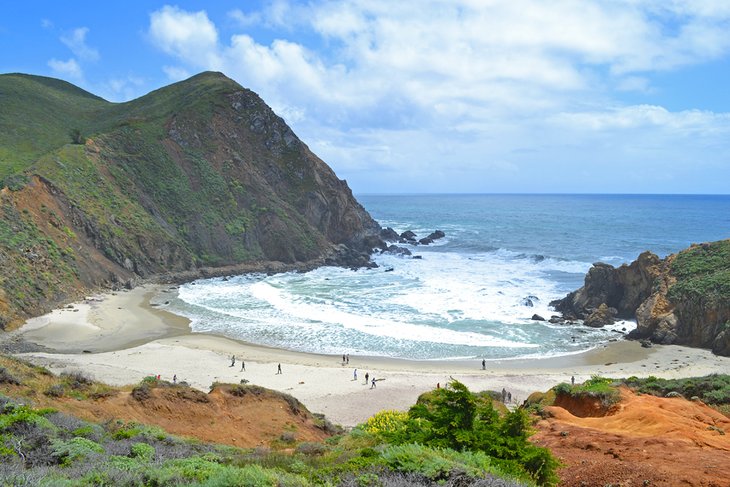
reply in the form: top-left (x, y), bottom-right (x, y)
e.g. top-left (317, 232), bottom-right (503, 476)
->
top-left (0, 367), bottom-right (21, 385)
top-left (61, 371), bottom-right (94, 389)
top-left (296, 442), bottom-right (329, 456)
top-left (44, 384), bottom-right (65, 398)
top-left (51, 437), bottom-right (105, 466)
top-left (69, 128), bottom-right (86, 145)
top-left (364, 410), bottom-right (409, 440)
top-left (130, 442), bottom-right (155, 461)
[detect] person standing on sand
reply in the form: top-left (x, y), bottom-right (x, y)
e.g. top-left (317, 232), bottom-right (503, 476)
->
top-left (277, 363), bottom-right (282, 374)
top-left (354, 368), bottom-right (357, 381)
top-left (371, 376), bottom-right (376, 389)
top-left (365, 372), bottom-right (369, 385)
top-left (501, 388), bottom-right (507, 403)
top-left (482, 359), bottom-right (486, 370)
top-left (571, 375), bottom-right (575, 386)
top-left (240, 361), bottom-right (245, 372)
top-left (346, 354), bottom-right (350, 364)
top-left (172, 374), bottom-right (177, 384)
top-left (230, 355), bottom-right (235, 367)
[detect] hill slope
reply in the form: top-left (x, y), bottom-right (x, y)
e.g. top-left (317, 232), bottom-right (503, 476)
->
top-left (0, 72), bottom-right (382, 328)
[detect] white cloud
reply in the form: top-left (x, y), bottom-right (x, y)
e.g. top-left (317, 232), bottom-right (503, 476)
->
top-left (162, 65), bottom-right (191, 81)
top-left (228, 8), bottom-right (261, 27)
top-left (146, 1), bottom-right (730, 193)
top-left (60, 27), bottom-right (99, 62)
top-left (47, 58), bottom-right (83, 80)
top-left (148, 5), bottom-right (221, 68)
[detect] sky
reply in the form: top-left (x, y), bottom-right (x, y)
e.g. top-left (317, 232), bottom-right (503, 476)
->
top-left (2, 1), bottom-right (730, 194)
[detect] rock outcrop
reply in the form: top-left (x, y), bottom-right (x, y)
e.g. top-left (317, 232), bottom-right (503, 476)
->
top-left (0, 72), bottom-right (384, 327)
top-left (551, 240), bottom-right (730, 356)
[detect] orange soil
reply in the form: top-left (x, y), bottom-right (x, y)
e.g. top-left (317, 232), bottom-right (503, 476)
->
top-left (58, 385), bottom-right (331, 448)
top-left (533, 388), bottom-right (730, 487)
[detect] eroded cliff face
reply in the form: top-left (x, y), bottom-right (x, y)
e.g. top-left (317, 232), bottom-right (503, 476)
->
top-left (551, 241), bottom-right (730, 356)
top-left (0, 72), bottom-right (383, 328)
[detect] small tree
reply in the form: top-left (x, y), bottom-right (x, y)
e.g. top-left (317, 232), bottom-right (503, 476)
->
top-left (69, 128), bottom-right (85, 144)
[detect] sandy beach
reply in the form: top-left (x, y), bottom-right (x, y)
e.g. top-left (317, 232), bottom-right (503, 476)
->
top-left (7, 284), bottom-right (730, 427)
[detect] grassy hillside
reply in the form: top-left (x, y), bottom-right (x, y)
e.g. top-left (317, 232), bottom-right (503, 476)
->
top-left (0, 74), bottom-right (108, 179)
top-left (0, 72), bottom-right (380, 327)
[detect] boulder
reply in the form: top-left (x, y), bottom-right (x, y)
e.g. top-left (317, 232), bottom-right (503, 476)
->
top-left (383, 245), bottom-right (412, 257)
top-left (419, 237), bottom-right (434, 245)
top-left (400, 230), bottom-right (417, 242)
top-left (426, 230), bottom-right (446, 240)
top-left (531, 314), bottom-right (546, 321)
top-left (583, 303), bottom-right (617, 328)
top-left (380, 227), bottom-right (400, 242)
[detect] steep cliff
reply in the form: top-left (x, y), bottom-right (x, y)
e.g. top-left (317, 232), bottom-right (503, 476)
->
top-left (551, 240), bottom-right (730, 356)
top-left (0, 72), bottom-right (382, 328)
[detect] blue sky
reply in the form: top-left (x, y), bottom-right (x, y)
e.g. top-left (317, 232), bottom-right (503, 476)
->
top-left (2, 1), bottom-right (730, 194)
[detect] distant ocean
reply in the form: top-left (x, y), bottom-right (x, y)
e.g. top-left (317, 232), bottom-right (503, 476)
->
top-left (164, 194), bottom-right (730, 361)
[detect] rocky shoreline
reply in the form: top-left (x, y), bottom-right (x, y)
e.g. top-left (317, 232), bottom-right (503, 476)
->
top-left (550, 240), bottom-right (730, 356)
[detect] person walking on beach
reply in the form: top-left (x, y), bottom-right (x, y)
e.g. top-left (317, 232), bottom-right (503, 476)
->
top-left (353, 368), bottom-right (357, 381)
top-left (230, 355), bottom-right (235, 367)
top-left (507, 391), bottom-right (512, 403)
top-left (371, 376), bottom-right (376, 389)
top-left (481, 359), bottom-right (486, 370)
top-left (346, 354), bottom-right (350, 364)
top-left (240, 360), bottom-right (245, 372)
top-left (172, 374), bottom-right (177, 384)
top-left (277, 363), bottom-right (282, 374)
top-left (364, 372), bottom-right (369, 385)
top-left (342, 354), bottom-right (346, 364)
top-left (501, 388), bottom-right (507, 403)
top-left (571, 375), bottom-right (575, 386)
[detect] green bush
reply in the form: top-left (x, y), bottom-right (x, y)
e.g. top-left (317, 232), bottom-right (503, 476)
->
top-left (623, 374), bottom-right (730, 405)
top-left (379, 380), bottom-right (558, 486)
top-left (51, 437), bottom-right (105, 466)
top-left (130, 442), bottom-right (155, 461)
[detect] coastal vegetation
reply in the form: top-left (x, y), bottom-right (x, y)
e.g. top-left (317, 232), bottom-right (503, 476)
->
top-left (527, 374), bottom-right (730, 418)
top-left (0, 354), bottom-right (556, 486)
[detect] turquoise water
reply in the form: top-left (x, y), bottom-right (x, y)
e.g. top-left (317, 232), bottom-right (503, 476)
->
top-left (167, 194), bottom-right (730, 360)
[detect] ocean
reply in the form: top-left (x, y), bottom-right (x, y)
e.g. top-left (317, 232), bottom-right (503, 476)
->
top-left (165, 194), bottom-right (730, 361)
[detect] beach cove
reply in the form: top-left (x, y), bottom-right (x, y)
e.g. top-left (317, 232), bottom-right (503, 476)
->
top-left (7, 284), bottom-right (730, 428)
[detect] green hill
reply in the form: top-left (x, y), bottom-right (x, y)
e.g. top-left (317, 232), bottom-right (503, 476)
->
top-left (0, 72), bottom-right (382, 327)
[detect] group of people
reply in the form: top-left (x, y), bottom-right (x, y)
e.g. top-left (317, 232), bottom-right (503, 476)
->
top-left (354, 368), bottom-right (378, 388)
top-left (229, 355), bottom-right (282, 374)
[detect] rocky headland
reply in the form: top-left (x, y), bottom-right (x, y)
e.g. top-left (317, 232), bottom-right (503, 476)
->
top-left (0, 72), bottom-right (386, 329)
top-left (551, 239), bottom-right (730, 356)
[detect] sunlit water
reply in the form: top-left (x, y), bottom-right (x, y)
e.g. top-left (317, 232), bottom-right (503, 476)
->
top-left (164, 194), bottom-right (730, 360)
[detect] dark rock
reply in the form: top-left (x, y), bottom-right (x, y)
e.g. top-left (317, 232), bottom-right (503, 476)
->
top-left (426, 230), bottom-right (446, 240)
top-left (549, 316), bottom-right (563, 324)
top-left (383, 245), bottom-right (412, 257)
top-left (522, 295), bottom-right (539, 307)
top-left (531, 314), bottom-right (546, 321)
top-left (380, 227), bottom-right (400, 242)
top-left (640, 339), bottom-right (653, 348)
top-left (412, 255), bottom-right (423, 259)
top-left (584, 303), bottom-right (617, 328)
top-left (419, 237), bottom-right (434, 245)
top-left (400, 230), bottom-right (417, 242)
top-left (384, 267), bottom-right (394, 272)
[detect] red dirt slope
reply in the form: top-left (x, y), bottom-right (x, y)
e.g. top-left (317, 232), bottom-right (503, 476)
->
top-left (533, 387), bottom-right (730, 486)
